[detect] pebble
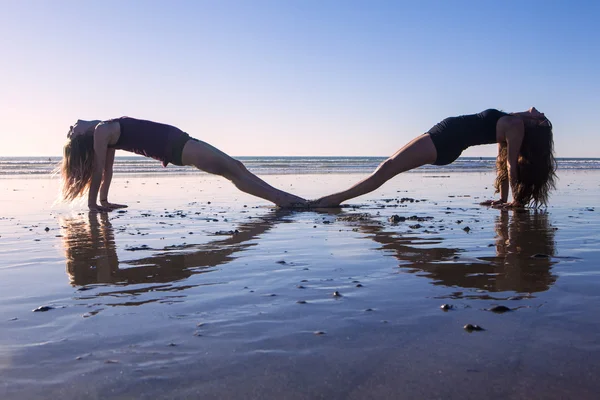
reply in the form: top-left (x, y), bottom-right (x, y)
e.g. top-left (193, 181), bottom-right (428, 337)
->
top-left (313, 331), bottom-right (326, 335)
top-left (487, 305), bottom-right (511, 313)
top-left (389, 215), bottom-right (406, 223)
top-left (440, 304), bottom-right (453, 310)
top-left (332, 291), bottom-right (342, 297)
top-left (464, 324), bottom-right (484, 332)
top-left (33, 305), bottom-right (54, 312)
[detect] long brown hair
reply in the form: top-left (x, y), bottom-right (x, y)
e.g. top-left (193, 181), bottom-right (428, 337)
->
top-left (494, 119), bottom-right (557, 207)
top-left (58, 134), bottom-right (95, 202)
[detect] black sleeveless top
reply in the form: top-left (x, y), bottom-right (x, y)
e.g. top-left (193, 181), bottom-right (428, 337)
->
top-left (426, 109), bottom-right (508, 165)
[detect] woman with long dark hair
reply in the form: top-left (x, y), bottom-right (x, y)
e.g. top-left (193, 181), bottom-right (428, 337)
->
top-left (313, 107), bottom-right (557, 208)
top-left (59, 118), bottom-right (307, 211)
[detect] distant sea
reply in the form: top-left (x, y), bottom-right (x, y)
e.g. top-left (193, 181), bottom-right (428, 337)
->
top-left (1, 156), bottom-right (599, 176)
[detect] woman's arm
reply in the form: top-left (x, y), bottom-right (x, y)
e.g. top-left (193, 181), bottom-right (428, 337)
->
top-left (481, 143), bottom-right (509, 206)
top-left (88, 126), bottom-right (110, 211)
top-left (498, 143), bottom-right (509, 202)
top-left (99, 148), bottom-right (127, 209)
top-left (505, 119), bottom-right (524, 205)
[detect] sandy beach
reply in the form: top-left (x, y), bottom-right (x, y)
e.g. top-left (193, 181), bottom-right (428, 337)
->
top-left (1, 170), bottom-right (600, 399)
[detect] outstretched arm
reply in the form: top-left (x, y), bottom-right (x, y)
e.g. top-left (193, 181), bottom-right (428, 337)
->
top-left (486, 116), bottom-right (524, 209)
top-left (99, 148), bottom-right (127, 210)
top-left (88, 131), bottom-right (109, 211)
top-left (481, 143), bottom-right (509, 206)
top-left (505, 118), bottom-right (524, 206)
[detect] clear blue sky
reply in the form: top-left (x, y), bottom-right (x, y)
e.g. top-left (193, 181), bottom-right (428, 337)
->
top-left (0, 0), bottom-right (598, 157)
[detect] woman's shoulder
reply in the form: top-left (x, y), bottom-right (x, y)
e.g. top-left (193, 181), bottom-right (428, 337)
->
top-left (95, 120), bottom-right (122, 145)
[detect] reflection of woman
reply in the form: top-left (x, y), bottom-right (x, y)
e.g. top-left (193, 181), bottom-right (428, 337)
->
top-left (489, 209), bottom-right (557, 293)
top-left (61, 212), bottom-right (119, 285)
top-left (333, 209), bottom-right (557, 294)
top-left (60, 210), bottom-right (288, 287)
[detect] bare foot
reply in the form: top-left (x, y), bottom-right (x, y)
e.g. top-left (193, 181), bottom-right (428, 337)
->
top-left (310, 196), bottom-right (342, 208)
top-left (277, 195), bottom-right (309, 208)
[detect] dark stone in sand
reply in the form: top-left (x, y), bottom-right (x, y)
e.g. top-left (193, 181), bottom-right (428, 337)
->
top-left (168, 343), bottom-right (177, 347)
top-left (464, 324), bottom-right (484, 332)
top-left (297, 300), bottom-right (307, 304)
top-left (389, 215), bottom-right (406, 223)
top-left (456, 220), bottom-right (463, 224)
top-left (365, 308), bottom-right (374, 312)
top-left (333, 291), bottom-right (342, 297)
top-left (409, 224), bottom-right (422, 229)
top-left (33, 306), bottom-right (54, 312)
top-left (214, 230), bottom-right (239, 235)
top-left (117, 210), bottom-right (127, 214)
top-left (297, 285), bottom-right (306, 289)
top-left (356, 284), bottom-right (363, 288)
top-left (126, 244), bottom-right (151, 251)
top-left (463, 226), bottom-right (471, 232)
top-left (77, 287), bottom-right (92, 291)
top-left (276, 260), bottom-right (287, 264)
top-left (440, 304), bottom-right (453, 310)
top-left (531, 253), bottom-right (550, 259)
top-left (487, 305), bottom-right (511, 313)
top-left (44, 227), bottom-right (50, 232)
top-left (337, 213), bottom-right (371, 222)
top-left (313, 331), bottom-right (326, 335)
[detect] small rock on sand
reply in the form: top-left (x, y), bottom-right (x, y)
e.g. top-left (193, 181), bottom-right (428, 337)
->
top-left (464, 324), bottom-right (484, 332)
top-left (33, 306), bottom-right (54, 312)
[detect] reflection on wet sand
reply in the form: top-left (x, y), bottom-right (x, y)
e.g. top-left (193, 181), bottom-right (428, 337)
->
top-left (338, 209), bottom-right (557, 296)
top-left (60, 211), bottom-right (291, 291)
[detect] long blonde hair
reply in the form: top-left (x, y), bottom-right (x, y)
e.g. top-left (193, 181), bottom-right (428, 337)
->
top-left (58, 134), bottom-right (95, 202)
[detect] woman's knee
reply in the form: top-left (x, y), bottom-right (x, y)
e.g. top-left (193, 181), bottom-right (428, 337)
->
top-left (375, 158), bottom-right (396, 176)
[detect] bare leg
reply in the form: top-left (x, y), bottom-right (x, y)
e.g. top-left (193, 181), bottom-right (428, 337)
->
top-left (313, 134), bottom-right (438, 207)
top-left (181, 139), bottom-right (306, 207)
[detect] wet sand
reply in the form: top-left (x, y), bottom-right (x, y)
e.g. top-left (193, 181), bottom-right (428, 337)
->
top-left (1, 171), bottom-right (600, 399)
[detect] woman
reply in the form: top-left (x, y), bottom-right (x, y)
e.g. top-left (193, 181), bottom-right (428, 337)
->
top-left (59, 117), bottom-right (307, 211)
top-left (313, 107), bottom-right (557, 208)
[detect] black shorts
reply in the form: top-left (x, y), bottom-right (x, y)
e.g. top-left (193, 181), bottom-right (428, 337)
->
top-left (426, 118), bottom-right (467, 166)
top-left (170, 134), bottom-right (199, 166)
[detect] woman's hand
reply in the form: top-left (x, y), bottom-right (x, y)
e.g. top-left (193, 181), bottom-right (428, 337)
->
top-left (100, 200), bottom-right (128, 210)
top-left (480, 199), bottom-right (505, 207)
top-left (492, 201), bottom-right (524, 210)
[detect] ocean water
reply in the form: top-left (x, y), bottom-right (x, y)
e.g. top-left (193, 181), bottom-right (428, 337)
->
top-left (1, 156), bottom-right (599, 176)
